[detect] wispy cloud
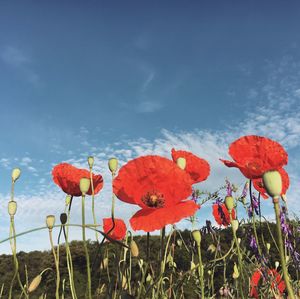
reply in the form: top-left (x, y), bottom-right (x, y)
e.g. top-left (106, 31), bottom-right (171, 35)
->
top-left (0, 45), bottom-right (41, 87)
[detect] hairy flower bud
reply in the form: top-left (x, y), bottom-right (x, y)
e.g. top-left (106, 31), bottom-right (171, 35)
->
top-left (130, 240), bottom-right (139, 257)
top-left (232, 263), bottom-right (239, 279)
top-left (176, 157), bottom-right (186, 170)
top-left (275, 261), bottom-right (279, 269)
top-left (28, 275), bottom-right (42, 293)
top-left (231, 219), bottom-right (239, 232)
top-left (80, 177), bottom-right (90, 195)
top-left (262, 170), bottom-right (282, 199)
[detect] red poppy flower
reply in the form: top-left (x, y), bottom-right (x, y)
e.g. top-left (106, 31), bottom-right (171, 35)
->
top-left (220, 135), bottom-right (288, 179)
top-left (212, 203), bottom-right (236, 227)
top-left (250, 269), bottom-right (285, 298)
top-left (52, 163), bottom-right (103, 196)
top-left (113, 155), bottom-right (199, 232)
top-left (103, 218), bottom-right (127, 241)
top-left (171, 149), bottom-right (210, 184)
top-left (253, 168), bottom-right (289, 199)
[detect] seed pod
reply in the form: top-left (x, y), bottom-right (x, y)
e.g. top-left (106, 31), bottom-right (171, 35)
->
top-left (176, 157), bottom-right (186, 170)
top-left (225, 196), bottom-right (234, 211)
top-left (28, 275), bottom-right (42, 293)
top-left (12, 168), bottom-right (21, 182)
top-left (46, 215), bottom-right (55, 230)
top-left (60, 213), bottom-right (68, 225)
top-left (108, 158), bottom-right (118, 174)
top-left (88, 156), bottom-right (94, 169)
top-left (8, 200), bottom-right (17, 216)
top-left (262, 170), bottom-right (282, 199)
top-left (79, 177), bottom-right (90, 195)
top-left (130, 240), bottom-right (139, 257)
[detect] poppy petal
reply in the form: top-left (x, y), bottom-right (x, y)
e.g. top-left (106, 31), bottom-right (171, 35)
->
top-left (113, 156), bottom-right (193, 208)
top-left (52, 163), bottom-right (103, 196)
top-left (130, 200), bottom-right (199, 232)
top-left (171, 149), bottom-right (210, 183)
top-left (103, 218), bottom-right (127, 241)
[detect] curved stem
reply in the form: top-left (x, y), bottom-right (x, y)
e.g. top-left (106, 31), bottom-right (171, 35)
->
top-left (196, 244), bottom-right (205, 298)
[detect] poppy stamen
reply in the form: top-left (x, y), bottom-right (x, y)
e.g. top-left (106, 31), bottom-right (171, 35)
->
top-left (141, 191), bottom-right (165, 208)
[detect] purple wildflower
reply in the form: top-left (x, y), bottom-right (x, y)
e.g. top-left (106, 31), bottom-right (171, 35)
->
top-left (250, 235), bottom-right (258, 251)
top-left (225, 179), bottom-right (232, 197)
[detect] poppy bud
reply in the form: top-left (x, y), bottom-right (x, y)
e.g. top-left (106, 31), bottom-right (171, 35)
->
top-left (225, 196), bottom-right (234, 211)
top-left (28, 274), bottom-right (42, 293)
top-left (60, 213), bottom-right (68, 225)
top-left (208, 270), bottom-right (212, 275)
top-left (146, 273), bottom-right (152, 283)
top-left (262, 170), bottom-right (282, 199)
top-left (46, 215), bottom-right (55, 230)
top-left (130, 240), bottom-right (139, 257)
top-left (108, 158), bottom-right (118, 174)
top-left (88, 156), bottom-right (94, 169)
top-left (237, 238), bottom-right (241, 244)
top-left (80, 177), bottom-right (90, 195)
top-left (232, 263), bottom-right (239, 279)
top-left (8, 200), bottom-right (17, 216)
top-left (12, 168), bottom-right (21, 182)
top-left (176, 157), bottom-right (186, 170)
top-left (190, 261), bottom-right (196, 270)
top-left (208, 244), bottom-right (216, 253)
top-left (177, 239), bottom-right (183, 247)
top-left (192, 230), bottom-right (201, 245)
top-left (231, 219), bottom-right (239, 232)
top-left (138, 259), bottom-right (144, 269)
top-left (275, 261), bottom-right (279, 269)
top-left (100, 257), bottom-right (108, 270)
top-left (266, 243), bottom-right (271, 251)
top-left (65, 195), bottom-right (71, 206)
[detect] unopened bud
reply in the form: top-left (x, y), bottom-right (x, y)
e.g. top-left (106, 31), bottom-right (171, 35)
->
top-left (100, 257), bottom-right (108, 270)
top-left (8, 201), bottom-right (17, 216)
top-left (177, 239), bottom-right (183, 247)
top-left (108, 158), bottom-right (118, 174)
top-left (28, 275), bottom-right (42, 293)
top-left (88, 156), bottom-right (94, 169)
top-left (65, 195), bottom-right (71, 206)
top-left (275, 261), bottom-right (279, 269)
top-left (176, 157), bottom-right (186, 170)
top-left (208, 270), bottom-right (212, 275)
top-left (208, 244), bottom-right (216, 253)
top-left (237, 238), bottom-right (241, 244)
top-left (262, 170), bottom-right (282, 199)
top-left (266, 243), bottom-right (271, 251)
top-left (46, 215), bottom-right (55, 230)
top-left (130, 240), bottom-right (139, 257)
top-left (232, 263), bottom-right (239, 279)
top-left (231, 220), bottom-right (239, 232)
top-left (80, 177), bottom-right (90, 195)
top-left (12, 168), bottom-right (21, 182)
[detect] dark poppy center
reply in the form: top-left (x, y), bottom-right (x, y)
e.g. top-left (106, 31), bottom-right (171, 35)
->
top-left (141, 191), bottom-right (165, 208)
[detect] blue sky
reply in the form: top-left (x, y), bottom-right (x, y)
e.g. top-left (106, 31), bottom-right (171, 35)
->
top-left (1, 1), bottom-right (300, 252)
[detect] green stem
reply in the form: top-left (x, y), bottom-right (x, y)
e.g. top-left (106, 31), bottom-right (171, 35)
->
top-left (90, 169), bottom-right (98, 242)
top-left (196, 244), bottom-right (205, 298)
top-left (82, 195), bottom-right (92, 299)
top-left (273, 198), bottom-right (295, 299)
